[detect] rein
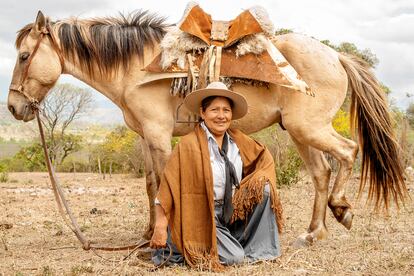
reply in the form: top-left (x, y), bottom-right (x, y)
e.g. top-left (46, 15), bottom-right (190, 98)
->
top-left (12, 22), bottom-right (172, 270)
top-left (35, 110), bottom-right (172, 269)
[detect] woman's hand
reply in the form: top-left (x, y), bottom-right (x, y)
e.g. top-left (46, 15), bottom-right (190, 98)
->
top-left (150, 204), bottom-right (169, 249)
top-left (150, 225), bottom-right (168, 249)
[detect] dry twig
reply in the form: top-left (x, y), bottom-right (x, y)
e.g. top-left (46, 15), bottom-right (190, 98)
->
top-left (280, 249), bottom-right (305, 268)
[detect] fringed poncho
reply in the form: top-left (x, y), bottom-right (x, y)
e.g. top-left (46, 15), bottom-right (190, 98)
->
top-left (157, 124), bottom-right (283, 270)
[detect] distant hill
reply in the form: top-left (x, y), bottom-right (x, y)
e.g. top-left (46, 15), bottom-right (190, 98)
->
top-left (0, 102), bottom-right (16, 125)
top-left (0, 102), bottom-right (37, 141)
top-left (0, 101), bottom-right (124, 142)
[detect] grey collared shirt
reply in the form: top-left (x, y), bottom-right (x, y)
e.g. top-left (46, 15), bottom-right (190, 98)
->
top-left (200, 122), bottom-right (243, 200)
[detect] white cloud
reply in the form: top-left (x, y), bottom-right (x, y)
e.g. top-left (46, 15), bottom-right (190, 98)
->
top-left (0, 41), bottom-right (16, 78)
top-left (356, 10), bottom-right (414, 43)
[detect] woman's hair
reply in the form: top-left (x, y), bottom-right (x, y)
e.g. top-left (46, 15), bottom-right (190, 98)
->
top-left (200, 96), bottom-right (234, 112)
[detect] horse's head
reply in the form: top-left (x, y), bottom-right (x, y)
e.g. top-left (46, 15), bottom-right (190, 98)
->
top-left (8, 11), bottom-right (63, 121)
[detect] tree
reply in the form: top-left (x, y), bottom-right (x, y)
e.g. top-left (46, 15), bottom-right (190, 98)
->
top-left (275, 28), bottom-right (293, 35)
top-left (40, 83), bottom-right (93, 167)
top-left (91, 126), bottom-right (144, 177)
top-left (14, 143), bottom-right (45, 171)
top-left (321, 40), bottom-right (379, 68)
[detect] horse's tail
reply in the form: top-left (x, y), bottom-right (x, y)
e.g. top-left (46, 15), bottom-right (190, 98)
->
top-left (338, 53), bottom-right (408, 211)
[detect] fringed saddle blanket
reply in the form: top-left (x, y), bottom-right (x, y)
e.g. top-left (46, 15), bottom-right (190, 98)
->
top-left (140, 2), bottom-right (313, 98)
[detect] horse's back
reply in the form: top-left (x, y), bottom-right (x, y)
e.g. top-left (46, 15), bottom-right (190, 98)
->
top-left (273, 33), bottom-right (345, 86)
top-left (271, 33), bottom-right (348, 127)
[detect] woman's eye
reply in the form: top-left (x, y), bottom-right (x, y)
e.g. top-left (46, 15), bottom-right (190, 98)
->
top-left (20, 52), bottom-right (30, 61)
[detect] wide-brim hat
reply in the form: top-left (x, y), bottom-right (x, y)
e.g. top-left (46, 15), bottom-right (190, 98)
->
top-left (183, 82), bottom-right (248, 120)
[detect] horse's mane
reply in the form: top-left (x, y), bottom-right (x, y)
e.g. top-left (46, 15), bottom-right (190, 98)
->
top-left (16, 11), bottom-right (168, 79)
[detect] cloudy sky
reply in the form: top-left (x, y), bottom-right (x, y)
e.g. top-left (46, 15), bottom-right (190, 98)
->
top-left (1, 0), bottom-right (413, 122)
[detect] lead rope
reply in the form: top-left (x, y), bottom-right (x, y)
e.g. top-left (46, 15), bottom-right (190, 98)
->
top-left (35, 109), bottom-right (171, 269)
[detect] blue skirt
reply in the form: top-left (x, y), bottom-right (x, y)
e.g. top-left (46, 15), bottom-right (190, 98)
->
top-left (152, 184), bottom-right (281, 266)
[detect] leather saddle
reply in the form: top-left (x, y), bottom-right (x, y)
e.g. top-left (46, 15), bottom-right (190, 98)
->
top-left (179, 4), bottom-right (265, 47)
top-left (141, 3), bottom-right (313, 96)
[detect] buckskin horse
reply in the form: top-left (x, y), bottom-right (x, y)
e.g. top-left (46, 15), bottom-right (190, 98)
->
top-left (6, 10), bottom-right (407, 246)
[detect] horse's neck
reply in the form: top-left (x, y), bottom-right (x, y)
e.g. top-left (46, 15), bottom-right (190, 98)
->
top-left (61, 61), bottom-right (124, 106)
top-left (61, 45), bottom-right (159, 107)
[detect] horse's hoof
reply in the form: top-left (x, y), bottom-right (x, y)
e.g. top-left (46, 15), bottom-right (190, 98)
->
top-left (340, 209), bottom-right (354, 230)
top-left (292, 233), bottom-right (314, 249)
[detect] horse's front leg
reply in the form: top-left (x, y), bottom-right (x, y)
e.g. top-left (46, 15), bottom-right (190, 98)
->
top-left (141, 123), bottom-right (173, 239)
top-left (139, 137), bottom-right (158, 240)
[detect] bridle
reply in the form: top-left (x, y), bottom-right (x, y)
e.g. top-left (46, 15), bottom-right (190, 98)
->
top-left (9, 22), bottom-right (172, 269)
top-left (8, 23), bottom-right (65, 109)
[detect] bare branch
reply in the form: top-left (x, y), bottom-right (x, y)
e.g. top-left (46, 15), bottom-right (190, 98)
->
top-left (39, 83), bottom-right (94, 165)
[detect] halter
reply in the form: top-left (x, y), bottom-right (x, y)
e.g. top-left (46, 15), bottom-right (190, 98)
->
top-left (8, 23), bottom-right (65, 110)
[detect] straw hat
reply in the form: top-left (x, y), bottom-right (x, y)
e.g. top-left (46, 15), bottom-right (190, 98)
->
top-left (183, 82), bottom-right (248, 120)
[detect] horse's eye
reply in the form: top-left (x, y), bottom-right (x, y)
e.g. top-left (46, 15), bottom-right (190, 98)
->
top-left (20, 52), bottom-right (30, 62)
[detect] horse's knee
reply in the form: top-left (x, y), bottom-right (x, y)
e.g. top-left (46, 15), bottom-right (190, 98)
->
top-left (337, 140), bottom-right (358, 168)
top-left (350, 140), bottom-right (358, 156)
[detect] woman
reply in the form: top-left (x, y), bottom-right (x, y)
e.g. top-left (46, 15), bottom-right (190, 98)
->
top-left (150, 82), bottom-right (283, 270)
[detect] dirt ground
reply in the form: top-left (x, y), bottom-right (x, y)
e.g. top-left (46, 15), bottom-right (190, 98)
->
top-left (0, 172), bottom-right (413, 275)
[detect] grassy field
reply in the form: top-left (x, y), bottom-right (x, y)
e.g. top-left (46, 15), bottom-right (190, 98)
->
top-left (0, 172), bottom-right (413, 275)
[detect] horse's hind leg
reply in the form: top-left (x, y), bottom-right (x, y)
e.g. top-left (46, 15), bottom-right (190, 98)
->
top-left (290, 136), bottom-right (331, 246)
top-left (289, 124), bottom-right (358, 231)
top-left (327, 131), bottom-right (359, 230)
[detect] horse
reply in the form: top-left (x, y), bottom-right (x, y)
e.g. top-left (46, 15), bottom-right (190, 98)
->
top-left (7, 10), bottom-right (407, 246)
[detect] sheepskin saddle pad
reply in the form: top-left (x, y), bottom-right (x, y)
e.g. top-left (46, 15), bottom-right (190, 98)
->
top-left (142, 2), bottom-right (313, 96)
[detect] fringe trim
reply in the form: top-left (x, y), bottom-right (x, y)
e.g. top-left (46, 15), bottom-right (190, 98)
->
top-left (231, 176), bottom-right (284, 233)
top-left (270, 184), bottom-right (284, 233)
top-left (170, 76), bottom-right (270, 98)
top-left (231, 176), bottom-right (267, 222)
top-left (184, 244), bottom-right (225, 272)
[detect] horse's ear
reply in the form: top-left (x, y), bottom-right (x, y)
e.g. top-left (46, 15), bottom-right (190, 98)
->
top-left (34, 11), bottom-right (47, 33)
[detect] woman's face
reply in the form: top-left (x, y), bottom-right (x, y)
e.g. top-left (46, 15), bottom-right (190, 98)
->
top-left (200, 96), bottom-right (233, 138)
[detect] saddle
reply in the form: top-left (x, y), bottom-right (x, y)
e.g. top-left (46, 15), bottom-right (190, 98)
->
top-left (178, 4), bottom-right (266, 47)
top-left (141, 2), bottom-right (313, 96)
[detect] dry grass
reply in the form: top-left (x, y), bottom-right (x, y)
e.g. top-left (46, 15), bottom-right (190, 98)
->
top-left (0, 172), bottom-right (413, 275)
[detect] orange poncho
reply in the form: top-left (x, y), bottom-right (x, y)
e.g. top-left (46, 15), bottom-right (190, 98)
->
top-left (157, 124), bottom-right (283, 270)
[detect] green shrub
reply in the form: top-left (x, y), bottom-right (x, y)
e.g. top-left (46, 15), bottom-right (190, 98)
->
top-left (0, 161), bottom-right (6, 172)
top-left (276, 148), bottom-right (303, 187)
top-left (0, 172), bottom-right (9, 183)
top-left (58, 160), bottom-right (90, 173)
top-left (3, 157), bottom-right (30, 172)
top-left (252, 125), bottom-right (303, 188)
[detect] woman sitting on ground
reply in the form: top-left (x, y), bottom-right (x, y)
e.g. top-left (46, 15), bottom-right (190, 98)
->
top-left (150, 81), bottom-right (284, 270)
